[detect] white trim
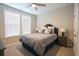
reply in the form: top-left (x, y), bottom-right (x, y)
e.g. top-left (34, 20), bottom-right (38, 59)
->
top-left (5, 42), bottom-right (20, 48)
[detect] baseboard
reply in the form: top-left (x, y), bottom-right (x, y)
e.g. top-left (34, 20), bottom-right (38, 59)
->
top-left (5, 42), bottom-right (20, 48)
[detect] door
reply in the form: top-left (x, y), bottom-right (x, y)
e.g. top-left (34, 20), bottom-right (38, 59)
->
top-left (74, 3), bottom-right (79, 55)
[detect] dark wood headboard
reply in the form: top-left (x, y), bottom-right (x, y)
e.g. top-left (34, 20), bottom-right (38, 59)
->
top-left (54, 27), bottom-right (58, 36)
top-left (44, 24), bottom-right (58, 36)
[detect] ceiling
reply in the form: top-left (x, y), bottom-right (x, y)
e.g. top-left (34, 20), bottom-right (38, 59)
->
top-left (4, 3), bottom-right (72, 15)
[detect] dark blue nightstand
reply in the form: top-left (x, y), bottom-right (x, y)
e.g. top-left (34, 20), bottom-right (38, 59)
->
top-left (58, 36), bottom-right (67, 47)
top-left (0, 39), bottom-right (5, 56)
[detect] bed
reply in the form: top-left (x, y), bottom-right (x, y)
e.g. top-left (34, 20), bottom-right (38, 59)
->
top-left (20, 24), bottom-right (58, 56)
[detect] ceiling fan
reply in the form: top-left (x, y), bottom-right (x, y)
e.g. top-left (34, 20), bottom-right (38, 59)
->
top-left (26, 3), bottom-right (46, 11)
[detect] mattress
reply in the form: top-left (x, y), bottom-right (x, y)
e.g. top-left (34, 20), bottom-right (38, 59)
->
top-left (20, 33), bottom-right (57, 55)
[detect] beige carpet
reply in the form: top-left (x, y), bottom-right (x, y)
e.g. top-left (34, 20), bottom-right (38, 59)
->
top-left (4, 43), bottom-right (75, 56)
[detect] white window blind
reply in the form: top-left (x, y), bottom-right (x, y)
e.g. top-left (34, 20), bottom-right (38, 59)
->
top-left (4, 11), bottom-right (20, 37)
top-left (22, 15), bottom-right (31, 35)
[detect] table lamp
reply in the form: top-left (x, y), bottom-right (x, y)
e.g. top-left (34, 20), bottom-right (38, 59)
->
top-left (60, 28), bottom-right (66, 36)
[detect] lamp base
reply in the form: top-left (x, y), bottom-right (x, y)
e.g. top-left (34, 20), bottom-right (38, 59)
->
top-left (62, 32), bottom-right (64, 36)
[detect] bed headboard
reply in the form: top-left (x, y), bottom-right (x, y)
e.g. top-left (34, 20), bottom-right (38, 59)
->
top-left (44, 24), bottom-right (58, 36)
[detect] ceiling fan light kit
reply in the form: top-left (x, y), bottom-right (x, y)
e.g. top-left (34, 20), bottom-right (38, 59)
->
top-left (26, 3), bottom-right (46, 11)
top-left (32, 4), bottom-right (37, 8)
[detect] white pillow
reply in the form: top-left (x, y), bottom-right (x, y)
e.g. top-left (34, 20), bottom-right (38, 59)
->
top-left (38, 26), bottom-right (46, 33)
top-left (38, 28), bottom-right (43, 33)
top-left (44, 28), bottom-right (52, 34)
top-left (36, 27), bottom-right (39, 32)
top-left (48, 27), bottom-right (54, 34)
top-left (41, 26), bottom-right (46, 30)
top-left (37, 26), bottom-right (45, 33)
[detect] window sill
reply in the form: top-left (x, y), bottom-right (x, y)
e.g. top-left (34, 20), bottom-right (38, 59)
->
top-left (4, 35), bottom-right (20, 39)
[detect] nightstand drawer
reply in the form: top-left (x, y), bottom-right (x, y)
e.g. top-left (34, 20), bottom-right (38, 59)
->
top-left (0, 39), bottom-right (5, 56)
top-left (0, 49), bottom-right (4, 56)
top-left (58, 36), bottom-right (67, 47)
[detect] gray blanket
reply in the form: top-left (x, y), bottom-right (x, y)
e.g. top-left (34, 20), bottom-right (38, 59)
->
top-left (20, 33), bottom-right (57, 55)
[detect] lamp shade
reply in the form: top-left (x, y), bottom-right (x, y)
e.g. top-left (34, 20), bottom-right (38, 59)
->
top-left (60, 28), bottom-right (66, 32)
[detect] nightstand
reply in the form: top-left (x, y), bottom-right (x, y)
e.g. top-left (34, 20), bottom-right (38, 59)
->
top-left (58, 36), bottom-right (67, 47)
top-left (0, 39), bottom-right (5, 56)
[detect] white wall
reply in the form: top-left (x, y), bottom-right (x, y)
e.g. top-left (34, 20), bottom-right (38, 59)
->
top-left (74, 3), bottom-right (79, 56)
top-left (0, 3), bottom-right (36, 47)
top-left (0, 7), bottom-right (4, 39)
top-left (37, 5), bottom-right (74, 41)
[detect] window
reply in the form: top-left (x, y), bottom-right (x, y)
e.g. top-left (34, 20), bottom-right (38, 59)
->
top-left (4, 11), bottom-right (20, 37)
top-left (21, 15), bottom-right (31, 35)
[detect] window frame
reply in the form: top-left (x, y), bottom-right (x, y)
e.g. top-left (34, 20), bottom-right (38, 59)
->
top-left (21, 14), bottom-right (31, 35)
top-left (4, 10), bottom-right (20, 38)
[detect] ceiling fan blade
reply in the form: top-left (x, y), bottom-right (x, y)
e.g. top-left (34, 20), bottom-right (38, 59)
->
top-left (33, 3), bottom-right (46, 6)
top-left (34, 7), bottom-right (38, 11)
top-left (26, 4), bottom-right (32, 8)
